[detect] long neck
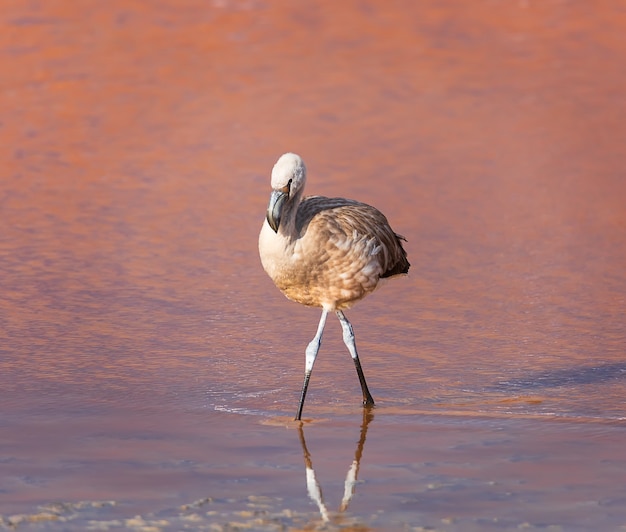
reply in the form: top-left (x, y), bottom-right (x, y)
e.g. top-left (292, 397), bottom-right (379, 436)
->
top-left (278, 187), bottom-right (304, 238)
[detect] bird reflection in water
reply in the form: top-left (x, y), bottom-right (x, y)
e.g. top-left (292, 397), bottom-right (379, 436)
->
top-left (297, 408), bottom-right (375, 523)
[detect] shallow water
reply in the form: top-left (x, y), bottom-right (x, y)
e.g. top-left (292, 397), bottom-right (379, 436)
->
top-left (1, 1), bottom-right (625, 530)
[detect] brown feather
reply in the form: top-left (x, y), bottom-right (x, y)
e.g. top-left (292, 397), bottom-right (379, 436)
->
top-left (259, 156), bottom-right (409, 311)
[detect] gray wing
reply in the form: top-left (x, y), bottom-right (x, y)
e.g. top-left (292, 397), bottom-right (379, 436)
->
top-left (297, 196), bottom-right (410, 279)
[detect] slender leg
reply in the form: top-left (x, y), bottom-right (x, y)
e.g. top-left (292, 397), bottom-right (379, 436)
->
top-left (336, 310), bottom-right (375, 406)
top-left (295, 310), bottom-right (328, 420)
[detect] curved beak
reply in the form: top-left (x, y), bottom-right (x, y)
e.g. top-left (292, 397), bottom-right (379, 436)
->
top-left (266, 189), bottom-right (287, 233)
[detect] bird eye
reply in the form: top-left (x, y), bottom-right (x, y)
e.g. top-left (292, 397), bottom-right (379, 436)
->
top-left (280, 179), bottom-right (292, 195)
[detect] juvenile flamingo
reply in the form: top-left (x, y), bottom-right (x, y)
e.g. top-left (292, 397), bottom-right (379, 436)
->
top-left (259, 153), bottom-right (409, 420)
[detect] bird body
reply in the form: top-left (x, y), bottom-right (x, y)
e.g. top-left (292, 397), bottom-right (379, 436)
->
top-left (260, 196), bottom-right (407, 310)
top-left (258, 153), bottom-right (409, 420)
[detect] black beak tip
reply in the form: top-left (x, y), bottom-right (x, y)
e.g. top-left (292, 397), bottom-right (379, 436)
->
top-left (266, 211), bottom-right (280, 233)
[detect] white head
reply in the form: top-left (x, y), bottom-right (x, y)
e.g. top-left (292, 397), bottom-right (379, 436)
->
top-left (265, 153), bottom-right (306, 233)
top-left (271, 152), bottom-right (306, 194)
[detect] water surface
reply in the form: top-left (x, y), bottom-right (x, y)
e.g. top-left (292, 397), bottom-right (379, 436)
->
top-left (1, 1), bottom-right (625, 530)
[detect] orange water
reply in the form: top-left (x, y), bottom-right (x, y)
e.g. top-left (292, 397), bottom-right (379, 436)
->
top-left (1, 1), bottom-right (625, 529)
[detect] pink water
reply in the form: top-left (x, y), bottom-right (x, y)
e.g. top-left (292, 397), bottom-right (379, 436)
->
top-left (1, 1), bottom-right (625, 530)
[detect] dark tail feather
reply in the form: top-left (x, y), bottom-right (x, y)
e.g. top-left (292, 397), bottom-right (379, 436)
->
top-left (381, 233), bottom-right (410, 278)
